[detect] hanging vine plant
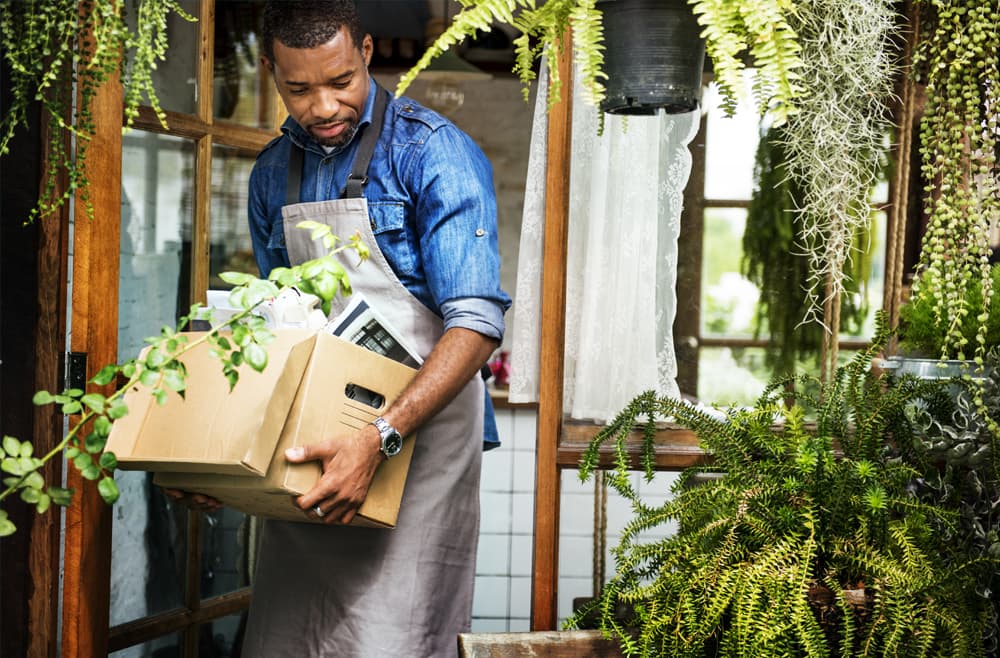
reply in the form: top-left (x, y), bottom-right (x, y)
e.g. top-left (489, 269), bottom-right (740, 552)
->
top-left (0, 0), bottom-right (193, 224)
top-left (742, 124), bottom-right (873, 377)
top-left (909, 0), bottom-right (999, 367)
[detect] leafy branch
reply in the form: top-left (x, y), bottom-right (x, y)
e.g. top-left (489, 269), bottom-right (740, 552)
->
top-left (0, 223), bottom-right (368, 537)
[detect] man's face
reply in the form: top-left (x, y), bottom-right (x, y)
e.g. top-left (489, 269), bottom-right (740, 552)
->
top-left (264, 28), bottom-right (373, 148)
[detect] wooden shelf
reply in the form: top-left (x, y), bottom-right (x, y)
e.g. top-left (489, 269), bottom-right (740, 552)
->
top-left (557, 420), bottom-right (708, 471)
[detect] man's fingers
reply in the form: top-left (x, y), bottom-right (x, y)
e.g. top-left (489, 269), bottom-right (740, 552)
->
top-left (285, 439), bottom-right (336, 464)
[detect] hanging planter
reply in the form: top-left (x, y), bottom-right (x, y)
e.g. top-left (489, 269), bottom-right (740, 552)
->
top-left (596, 0), bottom-right (706, 115)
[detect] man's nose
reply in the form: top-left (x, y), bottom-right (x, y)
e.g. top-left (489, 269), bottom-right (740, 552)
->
top-left (312, 88), bottom-right (341, 119)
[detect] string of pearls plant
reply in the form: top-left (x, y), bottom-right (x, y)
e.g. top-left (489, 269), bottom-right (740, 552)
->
top-left (911, 0), bottom-right (999, 368)
top-left (0, 0), bottom-right (193, 224)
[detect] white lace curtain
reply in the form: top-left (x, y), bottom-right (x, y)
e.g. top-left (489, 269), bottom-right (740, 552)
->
top-left (507, 66), bottom-right (699, 422)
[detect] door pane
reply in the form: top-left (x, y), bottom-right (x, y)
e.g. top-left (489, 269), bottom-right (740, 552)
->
top-left (214, 1), bottom-right (272, 128)
top-left (109, 632), bottom-right (181, 658)
top-left (209, 144), bottom-right (260, 287)
top-left (125, 0), bottom-right (200, 116)
top-left (112, 131), bottom-right (196, 624)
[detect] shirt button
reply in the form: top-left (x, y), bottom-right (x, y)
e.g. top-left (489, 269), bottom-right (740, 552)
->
top-left (475, 228), bottom-right (485, 237)
top-left (404, 105), bottom-right (413, 113)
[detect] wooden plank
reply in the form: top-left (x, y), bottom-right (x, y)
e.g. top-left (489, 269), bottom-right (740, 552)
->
top-left (674, 114), bottom-right (706, 396)
top-left (130, 105), bottom-right (275, 153)
top-left (531, 33), bottom-right (574, 632)
top-left (60, 25), bottom-right (123, 656)
top-left (107, 588), bottom-right (252, 653)
top-left (458, 630), bottom-right (624, 657)
top-left (557, 421), bottom-right (707, 471)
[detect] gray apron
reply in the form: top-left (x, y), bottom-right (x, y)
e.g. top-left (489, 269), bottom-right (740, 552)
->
top-left (241, 87), bottom-right (484, 658)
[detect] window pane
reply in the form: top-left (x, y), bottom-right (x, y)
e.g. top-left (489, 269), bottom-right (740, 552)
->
top-left (125, 0), bottom-right (199, 116)
top-left (703, 79), bottom-right (760, 200)
top-left (209, 144), bottom-right (258, 288)
top-left (109, 632), bottom-right (181, 658)
top-left (113, 132), bottom-right (196, 624)
top-left (697, 346), bottom-right (769, 406)
top-left (200, 612), bottom-right (249, 656)
top-left (701, 207), bottom-right (757, 337)
top-left (200, 509), bottom-right (254, 598)
top-left (214, 1), bottom-right (272, 128)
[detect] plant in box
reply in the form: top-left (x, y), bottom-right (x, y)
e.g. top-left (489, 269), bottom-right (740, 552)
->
top-left (571, 316), bottom-right (994, 657)
top-left (0, 224), bottom-right (366, 536)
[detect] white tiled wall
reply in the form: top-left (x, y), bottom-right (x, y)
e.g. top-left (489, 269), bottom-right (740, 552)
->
top-left (473, 406), bottom-right (679, 631)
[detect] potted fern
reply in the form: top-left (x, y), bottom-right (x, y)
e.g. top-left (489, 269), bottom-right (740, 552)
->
top-left (572, 316), bottom-right (995, 656)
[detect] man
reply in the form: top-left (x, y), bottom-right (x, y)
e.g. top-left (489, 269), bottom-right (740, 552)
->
top-left (240, 2), bottom-right (510, 655)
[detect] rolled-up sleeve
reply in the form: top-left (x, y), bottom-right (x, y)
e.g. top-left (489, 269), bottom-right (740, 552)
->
top-left (411, 124), bottom-right (511, 334)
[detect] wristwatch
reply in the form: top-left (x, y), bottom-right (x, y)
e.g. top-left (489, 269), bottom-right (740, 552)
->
top-left (372, 417), bottom-right (403, 458)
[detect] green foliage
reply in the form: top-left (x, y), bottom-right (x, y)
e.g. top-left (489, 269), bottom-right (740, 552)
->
top-left (0, 224), bottom-right (366, 537)
top-left (573, 315), bottom-right (994, 656)
top-left (899, 264), bottom-right (1000, 362)
top-left (0, 0), bottom-right (194, 224)
top-left (911, 0), bottom-right (999, 366)
top-left (397, 0), bottom-right (805, 126)
top-left (743, 124), bottom-right (873, 376)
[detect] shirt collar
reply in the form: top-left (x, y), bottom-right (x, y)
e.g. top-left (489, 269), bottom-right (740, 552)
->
top-left (281, 77), bottom-right (377, 156)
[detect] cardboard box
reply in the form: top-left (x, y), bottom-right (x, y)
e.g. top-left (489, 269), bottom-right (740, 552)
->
top-left (106, 329), bottom-right (317, 476)
top-left (109, 330), bottom-right (418, 528)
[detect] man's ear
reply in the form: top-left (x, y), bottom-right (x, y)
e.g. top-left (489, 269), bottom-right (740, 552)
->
top-left (361, 34), bottom-right (373, 67)
top-left (260, 55), bottom-right (274, 73)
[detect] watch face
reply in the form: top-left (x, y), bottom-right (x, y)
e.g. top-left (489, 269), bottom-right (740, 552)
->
top-left (383, 432), bottom-right (403, 457)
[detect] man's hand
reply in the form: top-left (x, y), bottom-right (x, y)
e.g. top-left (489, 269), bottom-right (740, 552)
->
top-left (162, 488), bottom-right (224, 513)
top-left (286, 424), bottom-right (384, 525)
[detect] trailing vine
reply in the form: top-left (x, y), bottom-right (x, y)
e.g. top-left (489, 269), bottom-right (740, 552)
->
top-left (0, 224), bottom-right (368, 536)
top-left (397, 0), bottom-right (806, 126)
top-left (910, 0), bottom-right (999, 367)
top-left (0, 0), bottom-right (193, 224)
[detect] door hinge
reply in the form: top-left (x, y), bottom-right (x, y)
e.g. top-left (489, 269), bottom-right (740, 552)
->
top-left (65, 352), bottom-right (87, 391)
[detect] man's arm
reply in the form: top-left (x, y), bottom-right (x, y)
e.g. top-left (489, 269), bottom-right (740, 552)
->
top-left (285, 327), bottom-right (498, 524)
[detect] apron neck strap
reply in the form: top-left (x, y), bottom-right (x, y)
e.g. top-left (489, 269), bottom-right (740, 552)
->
top-left (285, 82), bottom-right (390, 205)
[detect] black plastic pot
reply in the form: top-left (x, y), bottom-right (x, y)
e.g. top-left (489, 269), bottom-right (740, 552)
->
top-left (597, 0), bottom-right (706, 115)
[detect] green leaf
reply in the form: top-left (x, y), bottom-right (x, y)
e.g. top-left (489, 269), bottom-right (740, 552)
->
top-left (98, 476), bottom-right (120, 504)
top-left (243, 342), bottom-right (268, 372)
top-left (48, 486), bottom-right (74, 506)
top-left (219, 271), bottom-right (256, 286)
top-left (24, 471), bottom-right (45, 491)
top-left (0, 517), bottom-right (16, 537)
top-left (225, 370), bottom-right (239, 391)
top-left (66, 446), bottom-right (80, 459)
top-left (36, 493), bottom-right (51, 514)
top-left (3, 436), bottom-right (20, 456)
top-left (145, 347), bottom-right (166, 369)
top-left (80, 463), bottom-right (100, 481)
top-left (107, 399), bottom-right (129, 420)
top-left (20, 487), bottom-right (40, 504)
top-left (3, 477), bottom-right (21, 488)
top-left (99, 451), bottom-right (118, 471)
top-left (2, 457), bottom-right (23, 476)
top-left (140, 368), bottom-right (160, 387)
top-left (64, 388), bottom-right (84, 399)
top-left (73, 452), bottom-right (91, 472)
top-left (90, 365), bottom-right (118, 386)
top-left (214, 335), bottom-right (232, 351)
top-left (162, 368), bottom-right (186, 393)
top-left (84, 431), bottom-right (106, 454)
top-left (153, 389), bottom-right (167, 406)
top-left (61, 400), bottom-right (82, 415)
top-left (81, 393), bottom-right (106, 414)
top-left (93, 415), bottom-right (113, 438)
top-left (232, 324), bottom-right (250, 346)
top-left (121, 362), bottom-right (137, 378)
top-left (18, 441), bottom-right (33, 458)
top-left (32, 390), bottom-right (56, 405)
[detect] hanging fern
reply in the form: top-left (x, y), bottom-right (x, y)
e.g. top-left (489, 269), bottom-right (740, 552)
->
top-left (0, 0), bottom-right (194, 224)
top-left (574, 315), bottom-right (994, 657)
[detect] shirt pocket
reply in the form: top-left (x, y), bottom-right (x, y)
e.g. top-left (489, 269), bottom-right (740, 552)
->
top-left (368, 201), bottom-right (417, 276)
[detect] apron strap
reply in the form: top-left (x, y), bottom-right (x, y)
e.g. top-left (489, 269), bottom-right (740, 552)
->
top-left (284, 83), bottom-right (390, 204)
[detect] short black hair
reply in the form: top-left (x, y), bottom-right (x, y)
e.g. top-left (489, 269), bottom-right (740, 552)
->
top-left (260, 1), bottom-right (365, 62)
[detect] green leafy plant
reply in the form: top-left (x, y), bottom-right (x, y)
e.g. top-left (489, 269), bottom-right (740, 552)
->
top-left (898, 264), bottom-right (1000, 362)
top-left (572, 316), bottom-right (993, 657)
top-left (397, 0), bottom-right (805, 126)
top-left (909, 0), bottom-right (999, 367)
top-left (0, 0), bottom-right (193, 224)
top-left (0, 224), bottom-right (368, 537)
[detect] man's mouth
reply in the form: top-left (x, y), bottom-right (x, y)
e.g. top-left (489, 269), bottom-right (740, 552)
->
top-left (311, 121), bottom-right (348, 138)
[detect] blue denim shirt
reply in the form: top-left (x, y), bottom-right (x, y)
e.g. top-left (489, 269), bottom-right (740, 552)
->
top-left (248, 81), bottom-right (511, 448)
